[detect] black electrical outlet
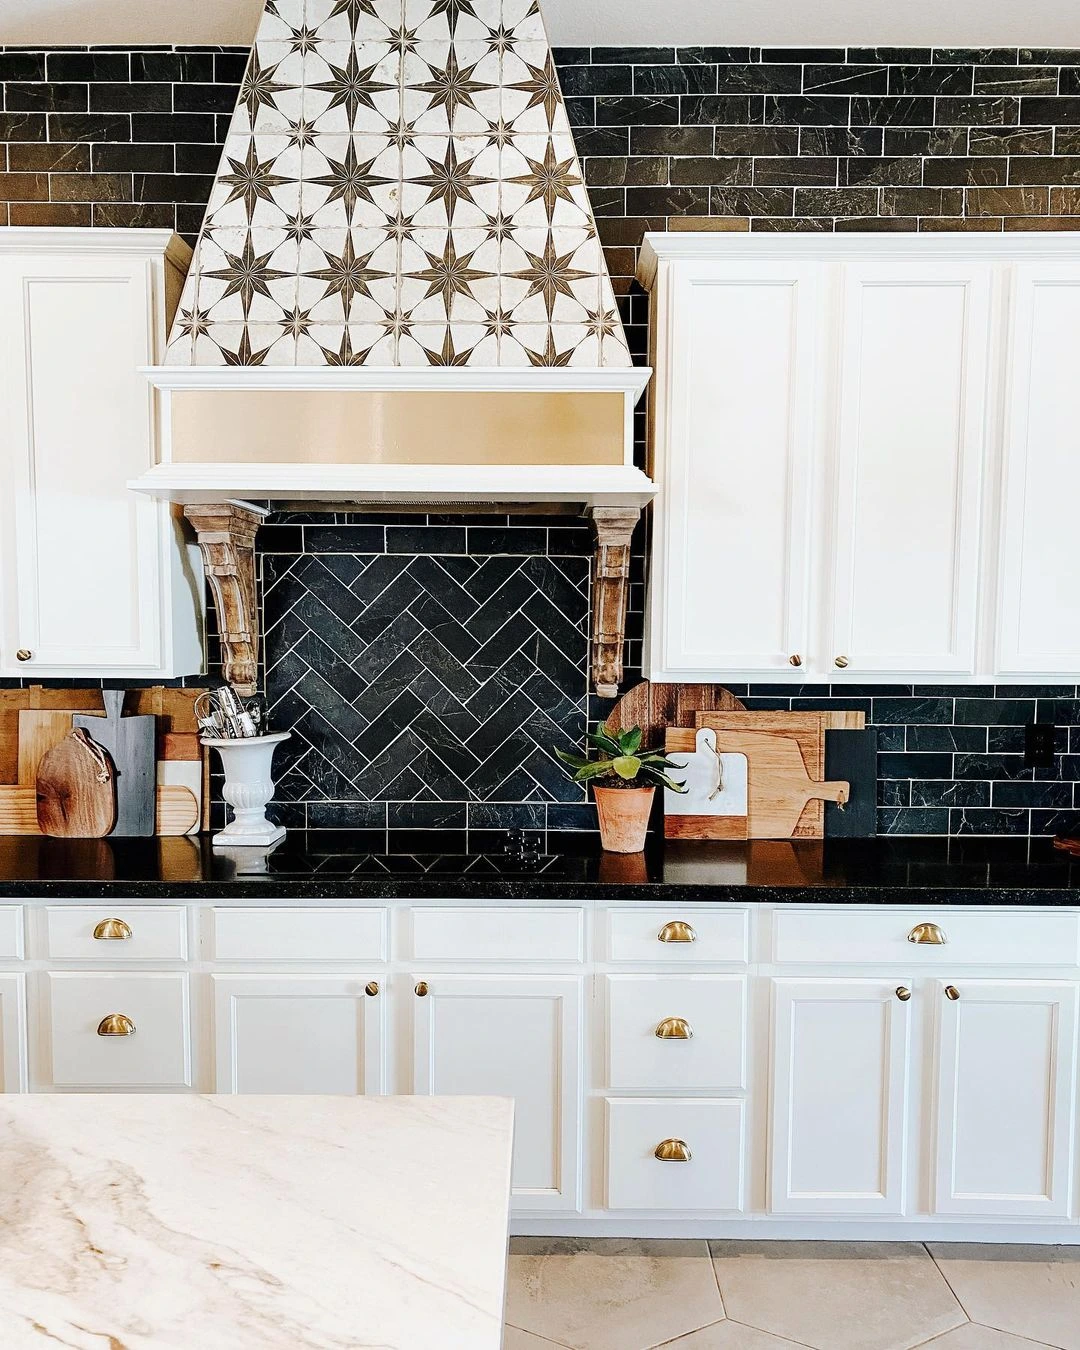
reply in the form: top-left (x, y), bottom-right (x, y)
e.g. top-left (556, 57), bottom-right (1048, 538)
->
top-left (1025, 723), bottom-right (1056, 770)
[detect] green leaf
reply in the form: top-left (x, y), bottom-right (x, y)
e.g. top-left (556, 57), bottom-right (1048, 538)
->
top-left (620, 726), bottom-right (643, 755)
top-left (588, 729), bottom-right (623, 757)
top-left (554, 749), bottom-right (590, 772)
top-left (612, 755), bottom-right (642, 781)
top-left (640, 766), bottom-right (688, 793)
top-left (573, 761), bottom-right (617, 783)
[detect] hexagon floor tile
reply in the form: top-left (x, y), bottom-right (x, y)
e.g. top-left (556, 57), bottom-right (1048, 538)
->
top-left (708, 1241), bottom-right (966, 1350)
top-left (927, 1244), bottom-right (1080, 1350)
top-left (505, 1238), bottom-right (726, 1350)
top-left (913, 1325), bottom-right (1060, 1349)
top-left (651, 1323), bottom-right (809, 1349)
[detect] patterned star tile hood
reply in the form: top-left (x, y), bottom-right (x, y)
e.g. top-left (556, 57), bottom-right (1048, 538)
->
top-left (166, 0), bottom-right (632, 369)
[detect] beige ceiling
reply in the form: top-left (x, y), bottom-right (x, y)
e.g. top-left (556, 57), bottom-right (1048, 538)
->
top-left (1, 0), bottom-right (1078, 47)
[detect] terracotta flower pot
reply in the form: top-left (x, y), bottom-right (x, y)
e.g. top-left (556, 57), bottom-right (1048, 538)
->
top-left (593, 785), bottom-right (655, 854)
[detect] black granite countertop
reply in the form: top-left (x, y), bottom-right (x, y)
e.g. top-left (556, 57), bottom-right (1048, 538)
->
top-left (1, 833), bottom-right (1079, 904)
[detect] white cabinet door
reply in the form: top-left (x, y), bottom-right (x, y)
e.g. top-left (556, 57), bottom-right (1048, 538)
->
top-left (828, 261), bottom-right (992, 677)
top-left (769, 978), bottom-right (911, 1216)
top-left (933, 979), bottom-right (1078, 1218)
top-left (412, 975), bottom-right (582, 1212)
top-left (0, 975), bottom-right (27, 1093)
top-left (647, 261), bottom-right (822, 678)
top-left (213, 975), bottom-right (385, 1095)
top-left (0, 240), bottom-right (201, 678)
top-left (996, 265), bottom-right (1080, 676)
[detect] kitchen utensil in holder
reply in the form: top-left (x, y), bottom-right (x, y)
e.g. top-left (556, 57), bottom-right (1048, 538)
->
top-left (202, 731), bottom-right (291, 848)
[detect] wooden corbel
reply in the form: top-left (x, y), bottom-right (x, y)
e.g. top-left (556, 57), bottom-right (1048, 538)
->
top-left (183, 503), bottom-right (267, 695)
top-left (588, 506), bottom-right (641, 699)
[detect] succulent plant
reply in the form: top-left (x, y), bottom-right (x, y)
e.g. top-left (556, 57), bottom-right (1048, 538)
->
top-left (555, 725), bottom-right (688, 792)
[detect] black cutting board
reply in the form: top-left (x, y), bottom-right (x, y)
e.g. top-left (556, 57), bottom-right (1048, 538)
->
top-left (824, 728), bottom-right (878, 838)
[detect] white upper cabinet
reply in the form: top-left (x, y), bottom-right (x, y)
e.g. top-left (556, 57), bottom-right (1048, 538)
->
top-left (646, 260), bottom-right (821, 677)
top-left (640, 234), bottom-right (1080, 684)
top-left (0, 230), bottom-right (203, 679)
top-left (829, 261), bottom-right (992, 677)
top-left (996, 265), bottom-right (1080, 676)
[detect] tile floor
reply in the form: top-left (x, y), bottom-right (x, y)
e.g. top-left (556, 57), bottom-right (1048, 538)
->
top-left (504, 1239), bottom-right (1080, 1350)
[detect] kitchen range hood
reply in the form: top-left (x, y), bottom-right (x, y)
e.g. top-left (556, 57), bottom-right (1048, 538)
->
top-left (130, 0), bottom-right (653, 696)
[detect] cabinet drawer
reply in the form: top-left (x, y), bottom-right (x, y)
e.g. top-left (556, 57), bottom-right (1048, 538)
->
top-left (607, 975), bottom-right (746, 1091)
top-left (211, 909), bottom-right (387, 962)
top-left (606, 909), bottom-right (749, 964)
top-left (606, 1098), bottom-right (745, 1211)
top-left (409, 908), bottom-right (584, 963)
top-left (772, 908), bottom-right (1080, 967)
top-left (0, 908), bottom-right (23, 959)
top-left (45, 906), bottom-right (186, 960)
top-left (46, 972), bottom-right (191, 1087)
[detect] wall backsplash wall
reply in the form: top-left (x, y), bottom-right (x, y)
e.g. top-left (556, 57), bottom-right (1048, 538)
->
top-left (3, 42), bottom-right (1080, 839)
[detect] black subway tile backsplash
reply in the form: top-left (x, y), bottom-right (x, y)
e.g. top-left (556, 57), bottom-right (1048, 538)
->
top-left (3, 42), bottom-right (1080, 835)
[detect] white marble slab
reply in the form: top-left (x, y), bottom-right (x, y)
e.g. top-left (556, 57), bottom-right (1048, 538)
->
top-left (0, 1094), bottom-right (514, 1349)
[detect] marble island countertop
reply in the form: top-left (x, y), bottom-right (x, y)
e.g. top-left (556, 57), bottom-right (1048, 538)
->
top-left (0, 1094), bottom-right (513, 1350)
top-left (0, 833), bottom-right (1080, 904)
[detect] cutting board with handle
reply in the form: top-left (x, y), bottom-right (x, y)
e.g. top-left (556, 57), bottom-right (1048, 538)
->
top-left (604, 681), bottom-right (746, 750)
top-left (17, 710), bottom-right (74, 785)
top-left (708, 730), bottom-right (849, 839)
top-left (73, 689), bottom-right (155, 837)
top-left (663, 727), bottom-right (748, 840)
top-left (36, 730), bottom-right (117, 838)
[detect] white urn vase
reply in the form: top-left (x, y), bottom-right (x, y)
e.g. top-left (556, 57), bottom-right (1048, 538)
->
top-left (202, 731), bottom-right (291, 848)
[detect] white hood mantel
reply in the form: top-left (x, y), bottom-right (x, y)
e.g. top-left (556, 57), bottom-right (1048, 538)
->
top-left (130, 0), bottom-right (654, 696)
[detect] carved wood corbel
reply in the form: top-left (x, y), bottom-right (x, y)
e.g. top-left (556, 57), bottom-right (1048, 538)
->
top-left (183, 503), bottom-right (266, 696)
top-left (588, 506), bottom-right (641, 699)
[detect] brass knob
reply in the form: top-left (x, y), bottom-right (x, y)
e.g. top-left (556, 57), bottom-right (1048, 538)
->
top-left (15, 649), bottom-right (32, 662)
top-left (93, 918), bottom-right (132, 941)
top-left (908, 922), bottom-right (947, 946)
top-left (655, 1016), bottom-right (693, 1040)
top-left (895, 986), bottom-right (911, 1002)
top-left (789, 654), bottom-right (802, 667)
top-left (945, 985), bottom-right (961, 1002)
top-left (415, 981), bottom-right (429, 997)
top-left (97, 1013), bottom-right (136, 1037)
top-left (658, 921), bottom-right (696, 944)
top-left (654, 1138), bottom-right (692, 1163)
top-left (365, 981), bottom-right (379, 997)
top-left (834, 656), bottom-right (849, 669)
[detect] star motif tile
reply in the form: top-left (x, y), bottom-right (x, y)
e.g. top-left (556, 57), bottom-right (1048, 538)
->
top-left (170, 0), bottom-right (632, 368)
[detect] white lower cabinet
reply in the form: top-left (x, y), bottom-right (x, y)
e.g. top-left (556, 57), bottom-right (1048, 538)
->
top-left (46, 972), bottom-right (191, 1089)
top-left (606, 1098), bottom-right (745, 1211)
top-left (607, 975), bottom-right (746, 1091)
top-left (212, 975), bottom-right (385, 1095)
top-left (411, 974), bottom-right (583, 1212)
top-left (769, 978), bottom-right (911, 1216)
top-left (0, 974), bottom-right (26, 1092)
top-left (932, 979), bottom-right (1079, 1218)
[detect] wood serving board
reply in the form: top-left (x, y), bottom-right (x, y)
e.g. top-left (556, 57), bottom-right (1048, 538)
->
top-left (36, 733), bottom-right (117, 839)
top-left (704, 730), bottom-right (849, 839)
top-left (604, 681), bottom-right (746, 750)
top-left (17, 711), bottom-right (73, 785)
top-left (0, 784), bottom-right (199, 837)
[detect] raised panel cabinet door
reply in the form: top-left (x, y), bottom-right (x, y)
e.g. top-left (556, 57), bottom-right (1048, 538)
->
top-left (769, 978), bottom-right (911, 1216)
top-left (412, 975), bottom-right (582, 1212)
top-left (213, 975), bottom-right (386, 1095)
top-left (0, 251), bottom-right (167, 675)
top-left (933, 979), bottom-right (1078, 1218)
top-left (996, 265), bottom-right (1080, 676)
top-left (646, 261), bottom-right (823, 678)
top-left (0, 975), bottom-right (27, 1093)
top-left (828, 261), bottom-right (993, 677)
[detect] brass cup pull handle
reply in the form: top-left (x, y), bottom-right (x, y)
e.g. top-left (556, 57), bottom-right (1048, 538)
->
top-left (365, 981), bottom-right (379, 997)
top-left (655, 1017), bottom-right (694, 1040)
top-left (945, 985), bottom-right (961, 1002)
top-left (654, 1138), bottom-right (692, 1163)
top-left (93, 918), bottom-right (132, 941)
top-left (97, 1013), bottom-right (136, 1037)
top-left (15, 649), bottom-right (32, 663)
top-left (789, 654), bottom-right (802, 667)
top-left (908, 922), bottom-right (947, 946)
top-left (895, 986), bottom-right (911, 1002)
top-left (415, 981), bottom-right (429, 997)
top-left (658, 921), bottom-right (697, 944)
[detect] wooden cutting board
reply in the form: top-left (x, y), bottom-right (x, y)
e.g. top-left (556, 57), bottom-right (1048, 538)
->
top-left (36, 731), bottom-right (117, 838)
top-left (663, 728), bottom-right (749, 840)
top-left (0, 783), bottom-right (198, 836)
top-left (73, 689), bottom-right (155, 837)
top-left (17, 710), bottom-right (73, 785)
top-left (709, 730), bottom-right (849, 840)
top-left (604, 681), bottom-right (746, 749)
